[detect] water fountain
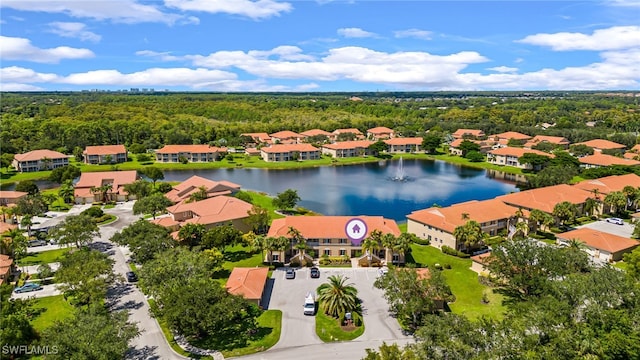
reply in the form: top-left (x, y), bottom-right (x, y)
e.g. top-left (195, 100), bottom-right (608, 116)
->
top-left (392, 156), bottom-right (407, 181)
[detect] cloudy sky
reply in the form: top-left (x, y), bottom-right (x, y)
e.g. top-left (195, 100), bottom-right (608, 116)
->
top-left (1, 0), bottom-right (639, 92)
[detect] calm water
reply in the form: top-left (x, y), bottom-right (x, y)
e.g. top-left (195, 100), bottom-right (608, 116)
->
top-left (162, 159), bottom-right (518, 222)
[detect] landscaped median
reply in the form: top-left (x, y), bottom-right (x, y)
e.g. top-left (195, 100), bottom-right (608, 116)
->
top-left (315, 310), bottom-right (364, 342)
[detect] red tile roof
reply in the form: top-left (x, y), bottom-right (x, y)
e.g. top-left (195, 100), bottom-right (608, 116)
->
top-left (332, 128), bottom-right (363, 135)
top-left (368, 126), bottom-right (394, 134)
top-left (155, 145), bottom-right (227, 154)
top-left (573, 174), bottom-right (640, 195)
top-left (165, 175), bottom-right (240, 203)
top-left (497, 184), bottom-right (592, 213)
top-left (84, 145), bottom-right (127, 155)
top-left (241, 133), bottom-right (271, 142)
top-left (407, 199), bottom-right (522, 233)
top-left (452, 129), bottom-right (485, 138)
top-left (631, 144), bottom-right (640, 153)
top-left (225, 267), bottom-right (269, 301)
top-left (167, 196), bottom-right (252, 227)
top-left (0, 191), bottom-right (28, 200)
top-left (0, 254), bottom-right (13, 271)
top-left (624, 152), bottom-right (640, 160)
top-left (0, 222), bottom-right (17, 234)
top-left (300, 129), bottom-right (332, 137)
top-left (488, 147), bottom-right (554, 158)
top-left (384, 137), bottom-right (423, 145)
top-left (574, 139), bottom-right (626, 150)
top-left (557, 228), bottom-right (639, 254)
top-left (261, 144), bottom-right (319, 153)
top-left (150, 217), bottom-right (180, 228)
top-left (267, 216), bottom-right (400, 238)
top-left (471, 251), bottom-right (492, 264)
top-left (579, 153), bottom-right (640, 167)
top-left (14, 149), bottom-right (69, 162)
top-left (269, 130), bottom-right (302, 139)
top-left (74, 170), bottom-right (138, 197)
top-left (322, 140), bottom-right (373, 150)
top-left (491, 132), bottom-right (532, 141)
top-left (526, 135), bottom-right (570, 146)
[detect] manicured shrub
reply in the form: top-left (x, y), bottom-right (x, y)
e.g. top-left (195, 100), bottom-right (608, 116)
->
top-left (441, 245), bottom-right (471, 258)
top-left (550, 227), bottom-right (563, 234)
top-left (413, 237), bottom-right (430, 245)
top-left (82, 206), bottom-right (104, 218)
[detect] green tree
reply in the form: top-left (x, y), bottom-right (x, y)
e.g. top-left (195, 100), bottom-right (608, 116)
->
top-left (569, 144), bottom-right (594, 157)
top-left (244, 204), bottom-right (269, 234)
top-left (422, 133), bottom-right (442, 154)
top-left (50, 214), bottom-right (100, 248)
top-left (201, 224), bottom-right (243, 250)
top-left (58, 179), bottom-right (76, 204)
top-left (622, 185), bottom-right (638, 211)
top-left (529, 209), bottom-right (555, 232)
top-left (132, 193), bottom-right (172, 219)
top-left (453, 220), bottom-right (484, 252)
top-left (623, 246), bottom-right (640, 280)
top-left (110, 219), bottom-right (176, 264)
top-left (604, 191), bottom-right (627, 215)
top-left (363, 342), bottom-right (419, 360)
top-left (187, 186), bottom-right (208, 203)
top-left (552, 201), bottom-right (577, 225)
top-left (263, 236), bottom-right (288, 265)
top-left (457, 140), bottom-right (480, 157)
top-left (464, 150), bottom-right (484, 162)
top-left (362, 230), bottom-right (383, 266)
top-left (177, 223), bottom-right (206, 248)
top-left (123, 180), bottom-right (153, 199)
top-left (42, 308), bottom-right (139, 360)
top-left (288, 226), bottom-right (307, 259)
top-left (374, 267), bottom-right (453, 332)
top-left (234, 191), bottom-right (253, 204)
top-left (0, 153), bottom-right (14, 171)
top-left (518, 153), bottom-right (550, 171)
top-left (583, 197), bottom-right (599, 217)
top-left (531, 141), bottom-right (558, 152)
top-left (142, 166), bottom-right (164, 186)
top-left (56, 248), bottom-right (116, 305)
top-left (0, 285), bottom-right (38, 350)
top-left (368, 141), bottom-right (388, 157)
top-left (15, 180), bottom-right (39, 195)
top-left (37, 263), bottom-right (55, 279)
top-left (317, 274), bottom-right (359, 318)
top-left (1, 228), bottom-right (27, 261)
top-left (48, 165), bottom-right (81, 184)
top-left (272, 189), bottom-right (301, 211)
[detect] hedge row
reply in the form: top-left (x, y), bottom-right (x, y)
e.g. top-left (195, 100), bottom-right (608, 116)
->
top-left (441, 245), bottom-right (471, 258)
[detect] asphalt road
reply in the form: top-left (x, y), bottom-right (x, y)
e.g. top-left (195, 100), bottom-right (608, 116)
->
top-left (577, 219), bottom-right (634, 238)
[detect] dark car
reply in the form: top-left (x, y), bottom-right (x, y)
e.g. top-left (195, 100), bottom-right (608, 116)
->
top-left (285, 268), bottom-right (295, 279)
top-left (14, 283), bottom-right (43, 293)
top-left (27, 239), bottom-right (47, 247)
top-left (126, 271), bottom-right (138, 283)
top-left (310, 267), bottom-right (320, 278)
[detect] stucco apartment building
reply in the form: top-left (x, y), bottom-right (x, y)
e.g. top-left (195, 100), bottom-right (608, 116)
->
top-left (367, 126), bottom-right (395, 140)
top-left (573, 139), bottom-right (626, 153)
top-left (496, 184), bottom-right (592, 217)
top-left (321, 140), bottom-right (374, 158)
top-left (523, 135), bottom-right (570, 149)
top-left (225, 267), bottom-right (269, 307)
top-left (267, 216), bottom-right (401, 263)
top-left (240, 133), bottom-right (271, 147)
top-left (74, 170), bottom-right (139, 204)
top-left (83, 145), bottom-right (127, 164)
top-left (452, 129), bottom-right (485, 139)
top-left (300, 129), bottom-right (333, 142)
top-left (407, 199), bottom-right (522, 251)
top-left (260, 144), bottom-right (320, 162)
top-left (0, 191), bottom-right (28, 206)
top-left (164, 195), bottom-right (253, 233)
top-left (155, 144), bottom-right (227, 163)
top-left (578, 153), bottom-right (640, 169)
top-left (165, 175), bottom-right (241, 204)
top-left (487, 147), bottom-right (554, 170)
top-left (12, 150), bottom-right (70, 172)
top-left (384, 137), bottom-right (423, 153)
top-left (557, 228), bottom-right (639, 263)
top-left (269, 130), bottom-right (304, 144)
top-left (330, 128), bottom-right (365, 141)
top-left (573, 173), bottom-right (640, 197)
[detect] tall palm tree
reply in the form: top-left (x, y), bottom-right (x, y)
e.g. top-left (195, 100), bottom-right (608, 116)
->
top-left (317, 275), bottom-right (359, 318)
top-left (187, 186), bottom-right (208, 203)
top-left (2, 228), bottom-right (27, 263)
top-left (287, 226), bottom-right (307, 260)
top-left (381, 233), bottom-right (396, 263)
top-left (514, 220), bottom-right (529, 239)
top-left (623, 185), bottom-right (638, 211)
top-left (58, 180), bottom-right (75, 204)
top-left (553, 201), bottom-right (577, 226)
top-left (362, 230), bottom-right (382, 266)
top-left (394, 233), bottom-right (415, 263)
top-left (604, 191), bottom-right (627, 216)
top-left (453, 220), bottom-right (484, 252)
top-left (583, 197), bottom-right (599, 217)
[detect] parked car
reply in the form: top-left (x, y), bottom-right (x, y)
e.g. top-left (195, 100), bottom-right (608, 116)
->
top-left (303, 292), bottom-right (316, 315)
top-left (310, 267), bottom-right (320, 278)
top-left (14, 283), bottom-right (43, 293)
top-left (27, 239), bottom-right (47, 247)
top-left (126, 271), bottom-right (138, 283)
top-left (606, 217), bottom-right (624, 225)
top-left (285, 268), bottom-right (295, 279)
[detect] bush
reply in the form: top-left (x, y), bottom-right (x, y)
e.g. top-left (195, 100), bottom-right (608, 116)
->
top-left (576, 216), bottom-right (591, 224)
top-left (82, 206), bottom-right (104, 218)
top-left (289, 258), bottom-right (301, 267)
top-left (549, 227), bottom-right (563, 234)
top-left (535, 231), bottom-right (556, 240)
top-left (413, 237), bottom-right (430, 246)
top-left (443, 263), bottom-right (452, 269)
top-left (441, 245), bottom-right (471, 258)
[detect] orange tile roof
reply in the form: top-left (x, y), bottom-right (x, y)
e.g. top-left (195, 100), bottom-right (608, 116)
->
top-left (631, 144), bottom-right (640, 153)
top-left (574, 139), bottom-right (626, 150)
top-left (407, 199), bottom-right (522, 233)
top-left (245, 148), bottom-right (261, 155)
top-left (150, 217), bottom-right (180, 228)
top-left (165, 175), bottom-right (240, 203)
top-left (573, 173), bottom-right (640, 195)
top-left (74, 170), bottom-right (138, 197)
top-left (300, 129), bottom-right (332, 137)
top-left (14, 149), bottom-right (69, 162)
top-left (471, 252), bottom-right (492, 264)
top-left (269, 130), bottom-right (302, 139)
top-left (557, 228), bottom-right (639, 254)
top-left (84, 145), bottom-right (127, 155)
top-left (488, 147), bottom-right (554, 158)
top-left (167, 196), bottom-right (252, 226)
top-left (322, 140), bottom-right (373, 150)
top-left (368, 126), bottom-right (394, 134)
top-left (579, 153), bottom-right (640, 167)
top-left (491, 132), bottom-right (532, 141)
top-left (261, 144), bottom-right (319, 153)
top-left (241, 133), bottom-right (271, 142)
top-left (0, 254), bottom-right (13, 268)
top-left (624, 152), bottom-right (640, 160)
top-left (267, 216), bottom-right (401, 239)
top-left (452, 129), bottom-right (485, 138)
top-left (0, 191), bottom-right (28, 199)
top-left (225, 267), bottom-right (269, 301)
top-left (528, 135), bottom-right (570, 145)
top-left (332, 128), bottom-right (363, 135)
top-left (155, 144), bottom-right (227, 154)
top-left (0, 222), bottom-right (17, 234)
top-left (384, 137), bottom-right (423, 145)
top-left (497, 184), bottom-right (592, 213)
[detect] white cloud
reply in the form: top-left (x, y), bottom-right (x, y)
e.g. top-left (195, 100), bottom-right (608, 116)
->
top-left (136, 50), bottom-right (182, 62)
top-left (0, 36), bottom-right (94, 63)
top-left (606, 0), bottom-right (640, 7)
top-left (0, 83), bottom-right (44, 91)
top-left (164, 0), bottom-right (292, 20)
top-left (337, 27), bottom-right (377, 38)
top-left (517, 26), bottom-right (640, 51)
top-left (487, 66), bottom-right (518, 73)
top-left (1, 66), bottom-right (59, 82)
top-left (0, 0), bottom-right (185, 24)
top-left (394, 28), bottom-right (433, 40)
top-left (48, 22), bottom-right (101, 42)
top-left (60, 67), bottom-right (238, 87)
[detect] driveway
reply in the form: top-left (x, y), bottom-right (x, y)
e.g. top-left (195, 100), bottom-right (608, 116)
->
top-left (11, 283), bottom-right (60, 299)
top-left (577, 219), bottom-right (634, 238)
top-left (265, 267), bottom-right (409, 354)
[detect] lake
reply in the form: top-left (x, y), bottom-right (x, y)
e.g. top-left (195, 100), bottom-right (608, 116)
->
top-left (162, 159), bottom-right (519, 222)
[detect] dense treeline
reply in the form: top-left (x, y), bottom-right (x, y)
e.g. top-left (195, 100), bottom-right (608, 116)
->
top-left (1, 92), bottom-right (639, 154)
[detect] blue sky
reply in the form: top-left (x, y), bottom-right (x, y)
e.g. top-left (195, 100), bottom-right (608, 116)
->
top-left (1, 0), bottom-right (639, 92)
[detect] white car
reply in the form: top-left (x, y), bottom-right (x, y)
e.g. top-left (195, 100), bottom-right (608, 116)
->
top-left (606, 218), bottom-right (624, 225)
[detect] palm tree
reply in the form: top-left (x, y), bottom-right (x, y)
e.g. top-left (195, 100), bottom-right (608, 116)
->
top-left (1, 228), bottom-right (27, 259)
top-left (453, 220), bottom-right (484, 252)
top-left (583, 197), bottom-right (599, 217)
top-left (381, 233), bottom-right (396, 263)
top-left (20, 214), bottom-right (33, 238)
top-left (514, 220), bottom-right (529, 239)
top-left (623, 185), bottom-right (638, 211)
top-left (0, 205), bottom-right (13, 223)
top-left (362, 230), bottom-right (382, 266)
top-left (58, 180), bottom-right (75, 204)
top-left (604, 191), bottom-right (627, 216)
top-left (287, 226), bottom-right (307, 260)
top-left (394, 233), bottom-right (415, 263)
top-left (100, 183), bottom-right (113, 203)
top-left (187, 186), bottom-right (208, 203)
top-left (461, 212), bottom-right (470, 221)
top-left (317, 275), bottom-right (359, 318)
top-left (243, 231), bottom-right (263, 258)
top-left (41, 157), bottom-right (52, 170)
top-left (566, 238), bottom-right (586, 251)
top-left (553, 201), bottom-right (577, 226)
top-left (529, 209), bottom-right (553, 232)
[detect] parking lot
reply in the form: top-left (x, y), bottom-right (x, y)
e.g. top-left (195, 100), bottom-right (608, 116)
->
top-left (267, 266), bottom-right (409, 351)
top-left (578, 219), bottom-right (635, 238)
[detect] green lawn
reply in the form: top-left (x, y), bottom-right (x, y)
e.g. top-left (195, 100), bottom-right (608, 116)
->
top-left (18, 248), bottom-right (70, 266)
top-left (221, 310), bottom-right (282, 357)
top-left (30, 295), bottom-right (75, 332)
top-left (315, 310), bottom-right (364, 342)
top-left (243, 191), bottom-right (284, 220)
top-left (408, 244), bottom-right (505, 320)
top-left (222, 245), bottom-right (264, 271)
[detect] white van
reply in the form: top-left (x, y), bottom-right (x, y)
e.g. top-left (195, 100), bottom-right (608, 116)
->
top-left (303, 292), bottom-right (316, 315)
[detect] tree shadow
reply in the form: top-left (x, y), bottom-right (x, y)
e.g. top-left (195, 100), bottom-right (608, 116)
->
top-left (260, 278), bottom-right (275, 310)
top-left (126, 345), bottom-right (160, 360)
top-left (223, 249), bottom-right (253, 263)
top-left (404, 252), bottom-right (423, 268)
top-left (112, 299), bottom-right (144, 311)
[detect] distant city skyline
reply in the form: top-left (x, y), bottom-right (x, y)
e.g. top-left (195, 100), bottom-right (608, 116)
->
top-left (1, 0), bottom-right (639, 92)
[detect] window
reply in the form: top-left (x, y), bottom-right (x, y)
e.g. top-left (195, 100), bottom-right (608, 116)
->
top-left (339, 249), bottom-right (346, 256)
top-left (324, 249), bottom-right (331, 256)
top-left (322, 239), bottom-right (331, 244)
top-left (427, 235), bottom-right (432, 241)
top-left (272, 254), bottom-right (279, 261)
top-left (339, 239), bottom-right (347, 244)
